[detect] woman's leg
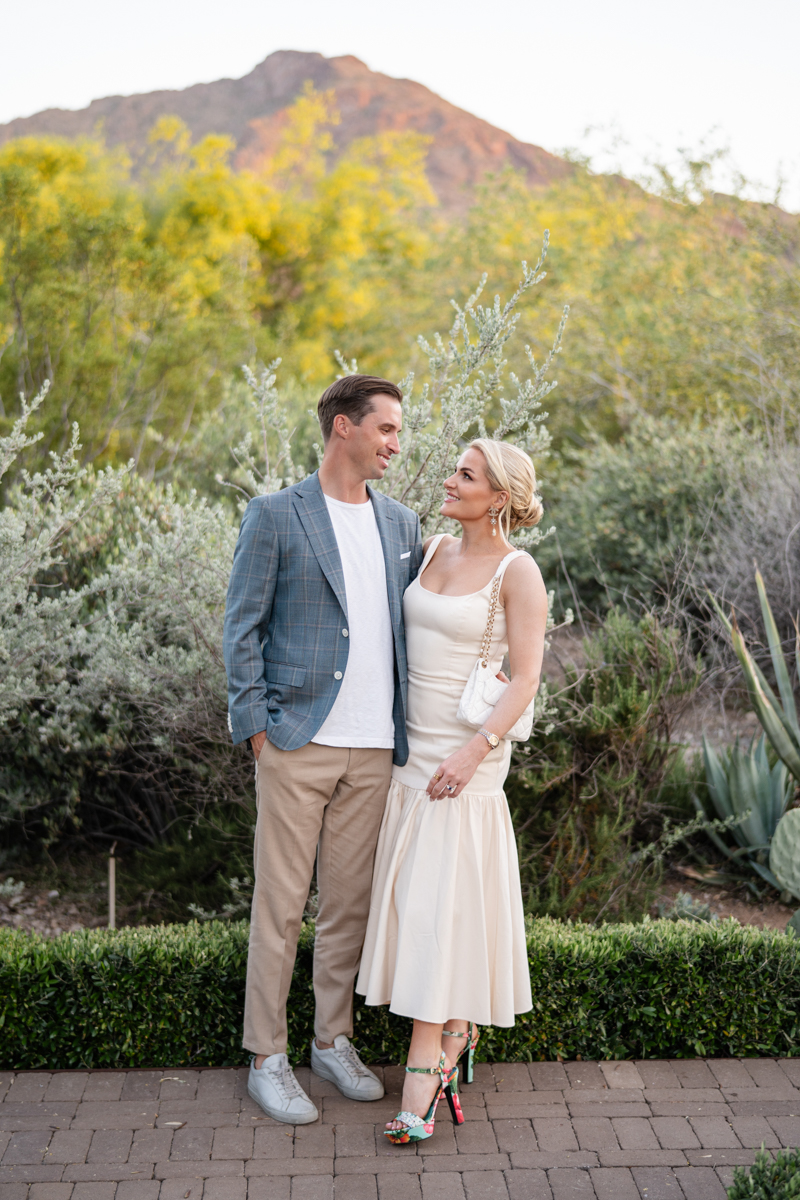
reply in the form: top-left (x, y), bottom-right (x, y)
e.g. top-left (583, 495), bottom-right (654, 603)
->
top-left (442, 1020), bottom-right (479, 1074)
top-left (442, 1019), bottom-right (469, 1059)
top-left (386, 1019), bottom-right (445, 1131)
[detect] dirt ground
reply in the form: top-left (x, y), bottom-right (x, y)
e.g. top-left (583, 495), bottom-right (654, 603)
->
top-left (670, 696), bottom-right (764, 751)
top-left (654, 870), bottom-right (797, 932)
top-left (0, 877), bottom-right (107, 937)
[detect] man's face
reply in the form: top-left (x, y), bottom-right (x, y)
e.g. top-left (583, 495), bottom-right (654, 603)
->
top-left (340, 393), bottom-right (403, 481)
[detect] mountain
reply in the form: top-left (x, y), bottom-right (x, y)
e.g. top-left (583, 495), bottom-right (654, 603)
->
top-left (0, 50), bottom-right (571, 208)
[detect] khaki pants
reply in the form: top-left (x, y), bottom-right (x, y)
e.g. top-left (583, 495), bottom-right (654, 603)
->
top-left (243, 738), bottom-right (393, 1056)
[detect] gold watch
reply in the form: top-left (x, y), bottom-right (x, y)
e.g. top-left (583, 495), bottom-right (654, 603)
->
top-left (478, 728), bottom-right (500, 749)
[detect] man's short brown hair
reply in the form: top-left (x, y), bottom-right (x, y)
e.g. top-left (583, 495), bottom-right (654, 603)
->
top-left (317, 375), bottom-right (403, 441)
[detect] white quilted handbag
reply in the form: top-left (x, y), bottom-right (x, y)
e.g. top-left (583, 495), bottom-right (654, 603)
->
top-left (456, 551), bottom-right (534, 742)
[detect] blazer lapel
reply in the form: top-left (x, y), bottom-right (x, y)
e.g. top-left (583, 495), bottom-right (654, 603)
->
top-left (293, 473), bottom-right (348, 619)
top-left (368, 486), bottom-right (402, 632)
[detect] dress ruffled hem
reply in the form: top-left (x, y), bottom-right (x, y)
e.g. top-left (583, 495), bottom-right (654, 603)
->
top-left (356, 778), bottom-right (532, 1027)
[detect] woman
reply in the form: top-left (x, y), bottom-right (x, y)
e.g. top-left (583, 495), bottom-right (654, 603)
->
top-left (356, 438), bottom-right (549, 1143)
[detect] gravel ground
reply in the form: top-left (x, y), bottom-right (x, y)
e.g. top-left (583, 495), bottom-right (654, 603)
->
top-left (0, 880), bottom-right (107, 937)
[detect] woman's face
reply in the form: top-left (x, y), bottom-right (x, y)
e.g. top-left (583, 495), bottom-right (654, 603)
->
top-left (441, 448), bottom-right (507, 525)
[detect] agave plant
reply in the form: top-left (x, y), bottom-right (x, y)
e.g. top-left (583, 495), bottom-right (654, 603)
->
top-left (771, 811), bottom-right (800, 937)
top-left (710, 571), bottom-right (800, 925)
top-left (709, 569), bottom-right (800, 783)
top-left (770, 809), bottom-right (800, 900)
top-left (698, 735), bottom-right (792, 889)
top-left (657, 890), bottom-right (718, 923)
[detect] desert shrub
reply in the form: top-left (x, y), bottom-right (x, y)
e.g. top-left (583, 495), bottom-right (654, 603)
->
top-left (0, 459), bottom-right (250, 852)
top-left (537, 406), bottom-right (800, 695)
top-left (694, 423), bottom-right (800, 682)
top-left (0, 384), bottom-right (256, 853)
top-left (533, 407), bottom-right (800, 752)
top-left (508, 609), bottom-right (700, 921)
top-left (115, 815), bottom-right (256, 926)
top-left (439, 163), bottom-right (800, 444)
top-left (2, 916), bottom-right (799, 1069)
top-left (536, 412), bottom-right (737, 612)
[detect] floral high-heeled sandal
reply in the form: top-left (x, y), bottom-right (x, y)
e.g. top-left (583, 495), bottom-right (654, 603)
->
top-left (384, 1052), bottom-right (465, 1144)
top-left (442, 1023), bottom-right (479, 1084)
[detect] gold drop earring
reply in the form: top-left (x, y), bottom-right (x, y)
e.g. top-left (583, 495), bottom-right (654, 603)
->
top-left (488, 506), bottom-right (499, 536)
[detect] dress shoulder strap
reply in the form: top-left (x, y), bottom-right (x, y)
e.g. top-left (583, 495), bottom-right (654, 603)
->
top-left (493, 549), bottom-right (526, 585)
top-left (418, 533), bottom-right (447, 577)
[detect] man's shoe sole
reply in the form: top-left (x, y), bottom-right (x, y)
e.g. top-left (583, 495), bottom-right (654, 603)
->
top-left (246, 1082), bottom-right (319, 1124)
top-left (310, 1056), bottom-right (384, 1102)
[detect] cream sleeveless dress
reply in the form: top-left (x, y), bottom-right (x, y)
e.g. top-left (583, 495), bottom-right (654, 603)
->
top-left (355, 535), bottom-right (532, 1027)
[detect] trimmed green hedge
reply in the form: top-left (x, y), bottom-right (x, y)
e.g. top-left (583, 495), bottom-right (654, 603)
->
top-left (1, 917), bottom-right (799, 1069)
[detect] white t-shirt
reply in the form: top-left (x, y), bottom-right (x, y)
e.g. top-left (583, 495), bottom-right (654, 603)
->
top-left (312, 494), bottom-right (396, 749)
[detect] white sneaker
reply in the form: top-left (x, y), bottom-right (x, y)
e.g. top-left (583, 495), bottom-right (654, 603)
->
top-left (247, 1054), bottom-right (319, 1124)
top-left (310, 1034), bottom-right (385, 1101)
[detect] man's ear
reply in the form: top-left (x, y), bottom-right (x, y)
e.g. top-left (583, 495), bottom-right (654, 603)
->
top-left (332, 413), bottom-right (350, 440)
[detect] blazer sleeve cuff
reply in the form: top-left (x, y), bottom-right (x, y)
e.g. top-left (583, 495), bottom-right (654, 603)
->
top-left (229, 705), bottom-right (269, 746)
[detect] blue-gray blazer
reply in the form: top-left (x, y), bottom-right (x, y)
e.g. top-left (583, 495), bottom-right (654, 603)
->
top-left (223, 471), bottom-right (424, 766)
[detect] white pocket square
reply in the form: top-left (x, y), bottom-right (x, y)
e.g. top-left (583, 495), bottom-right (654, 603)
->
top-left (400, 551), bottom-right (411, 559)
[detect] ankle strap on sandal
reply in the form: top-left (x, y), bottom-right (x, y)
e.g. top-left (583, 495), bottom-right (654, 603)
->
top-left (405, 1052), bottom-right (446, 1075)
top-left (442, 1023), bottom-right (475, 1039)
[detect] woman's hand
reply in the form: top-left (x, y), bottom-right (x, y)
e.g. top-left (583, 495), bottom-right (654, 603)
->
top-left (427, 735), bottom-right (492, 800)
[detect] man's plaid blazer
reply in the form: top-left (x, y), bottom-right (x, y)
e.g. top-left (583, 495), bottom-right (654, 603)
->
top-left (223, 470), bottom-right (424, 766)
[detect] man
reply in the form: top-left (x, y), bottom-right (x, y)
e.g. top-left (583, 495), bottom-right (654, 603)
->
top-left (223, 375), bottom-right (423, 1124)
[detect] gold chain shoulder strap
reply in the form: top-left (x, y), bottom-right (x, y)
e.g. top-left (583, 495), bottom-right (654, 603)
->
top-left (479, 575), bottom-right (502, 668)
top-left (478, 553), bottom-right (520, 668)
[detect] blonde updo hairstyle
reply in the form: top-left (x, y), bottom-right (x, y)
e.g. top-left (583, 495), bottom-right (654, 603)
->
top-left (469, 438), bottom-right (543, 538)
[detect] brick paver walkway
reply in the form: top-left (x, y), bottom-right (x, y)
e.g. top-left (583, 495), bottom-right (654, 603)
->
top-left (2, 1060), bottom-right (799, 1200)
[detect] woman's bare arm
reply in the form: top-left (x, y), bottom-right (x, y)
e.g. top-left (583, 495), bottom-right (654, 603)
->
top-left (480, 554), bottom-right (548, 737)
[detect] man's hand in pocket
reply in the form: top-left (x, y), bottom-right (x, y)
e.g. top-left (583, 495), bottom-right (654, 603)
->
top-left (250, 731), bottom-right (267, 760)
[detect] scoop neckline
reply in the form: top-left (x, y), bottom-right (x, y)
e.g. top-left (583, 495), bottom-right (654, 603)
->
top-left (417, 577), bottom-right (495, 599)
top-left (417, 545), bottom-right (518, 599)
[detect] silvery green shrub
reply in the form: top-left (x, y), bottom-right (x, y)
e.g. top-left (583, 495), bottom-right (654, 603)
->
top-left (0, 386), bottom-right (247, 845)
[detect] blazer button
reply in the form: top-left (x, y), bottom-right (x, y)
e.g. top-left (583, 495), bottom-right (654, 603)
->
top-left (342, 629), bottom-right (349, 637)
top-left (334, 671), bottom-right (343, 680)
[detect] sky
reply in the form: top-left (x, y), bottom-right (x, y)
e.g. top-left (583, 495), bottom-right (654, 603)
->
top-left (1, 0), bottom-right (797, 209)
